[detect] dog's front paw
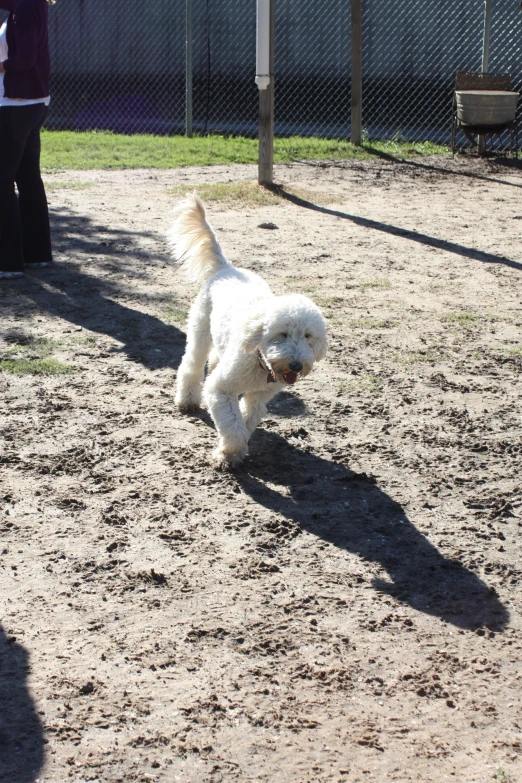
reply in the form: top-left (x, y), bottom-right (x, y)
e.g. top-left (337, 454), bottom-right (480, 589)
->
top-left (211, 446), bottom-right (248, 471)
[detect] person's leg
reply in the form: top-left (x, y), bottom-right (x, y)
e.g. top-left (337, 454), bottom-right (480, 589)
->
top-left (0, 107), bottom-right (29, 273)
top-left (16, 105), bottom-right (53, 266)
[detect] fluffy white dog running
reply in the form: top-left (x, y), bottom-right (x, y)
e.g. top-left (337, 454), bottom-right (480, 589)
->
top-left (168, 194), bottom-right (328, 469)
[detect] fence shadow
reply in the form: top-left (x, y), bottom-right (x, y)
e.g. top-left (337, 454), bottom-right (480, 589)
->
top-left (234, 429), bottom-right (509, 632)
top-left (0, 626), bottom-right (45, 783)
top-left (268, 184), bottom-right (522, 272)
top-left (18, 206), bottom-right (186, 370)
top-left (348, 146), bottom-right (522, 190)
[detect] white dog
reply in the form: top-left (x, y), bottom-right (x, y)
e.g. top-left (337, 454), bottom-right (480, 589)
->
top-left (168, 194), bottom-right (327, 469)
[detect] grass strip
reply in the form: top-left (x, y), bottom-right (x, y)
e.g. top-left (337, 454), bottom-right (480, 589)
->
top-left (0, 358), bottom-right (73, 375)
top-left (41, 131), bottom-right (448, 172)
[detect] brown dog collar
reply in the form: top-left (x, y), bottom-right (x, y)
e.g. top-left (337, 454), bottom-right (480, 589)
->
top-left (257, 349), bottom-right (276, 383)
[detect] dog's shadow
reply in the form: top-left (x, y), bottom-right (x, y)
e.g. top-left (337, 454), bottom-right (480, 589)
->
top-left (232, 428), bottom-right (508, 632)
top-left (267, 391), bottom-right (307, 418)
top-left (0, 626), bottom-right (45, 782)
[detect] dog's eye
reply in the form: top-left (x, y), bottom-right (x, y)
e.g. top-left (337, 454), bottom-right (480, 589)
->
top-left (280, 333), bottom-right (288, 339)
top-left (305, 333), bottom-right (312, 339)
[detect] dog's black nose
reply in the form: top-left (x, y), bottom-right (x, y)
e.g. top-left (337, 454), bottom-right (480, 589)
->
top-left (289, 361), bottom-right (303, 372)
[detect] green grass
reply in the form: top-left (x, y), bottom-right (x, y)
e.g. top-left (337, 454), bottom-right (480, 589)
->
top-left (314, 295), bottom-right (345, 308)
top-left (485, 312), bottom-right (512, 323)
top-left (312, 295), bottom-right (345, 323)
top-left (3, 337), bottom-right (58, 358)
top-left (392, 345), bottom-right (443, 367)
top-left (66, 335), bottom-right (97, 346)
top-left (0, 358), bottom-right (73, 375)
top-left (167, 180), bottom-right (342, 208)
top-left (0, 337), bottom-right (73, 375)
top-left (0, 285), bottom-right (20, 297)
top-left (359, 374), bottom-right (382, 390)
top-left (167, 181), bottom-right (282, 207)
top-left (442, 311), bottom-right (479, 325)
top-left (346, 277), bottom-right (391, 291)
top-left (348, 374), bottom-right (383, 392)
top-left (336, 374), bottom-right (382, 397)
top-left (45, 180), bottom-right (96, 191)
top-left (40, 130), bottom-right (448, 172)
top-left (495, 768), bottom-right (516, 783)
top-left (162, 303), bottom-right (188, 327)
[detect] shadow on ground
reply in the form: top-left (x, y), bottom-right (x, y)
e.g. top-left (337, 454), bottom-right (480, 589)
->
top-left (235, 429), bottom-right (509, 632)
top-left (268, 184), bottom-right (522, 273)
top-left (267, 390), bottom-right (308, 418)
top-left (304, 147), bottom-right (522, 190)
top-left (0, 626), bottom-right (44, 783)
top-left (363, 146), bottom-right (522, 190)
top-left (5, 206), bottom-right (186, 370)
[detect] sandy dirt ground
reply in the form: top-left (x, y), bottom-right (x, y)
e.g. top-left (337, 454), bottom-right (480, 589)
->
top-left (1, 155), bottom-right (522, 783)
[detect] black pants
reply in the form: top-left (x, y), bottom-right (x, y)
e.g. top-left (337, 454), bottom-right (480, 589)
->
top-left (0, 103), bottom-right (53, 273)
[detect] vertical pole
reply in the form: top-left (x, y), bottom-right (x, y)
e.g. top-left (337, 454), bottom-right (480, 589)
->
top-left (351, 0), bottom-right (362, 145)
top-left (478, 0), bottom-right (493, 153)
top-left (482, 0), bottom-right (492, 73)
top-left (257, 0), bottom-right (274, 185)
top-left (186, 0), bottom-right (193, 138)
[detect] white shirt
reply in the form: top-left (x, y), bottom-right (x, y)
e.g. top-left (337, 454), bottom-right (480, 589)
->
top-left (0, 20), bottom-right (50, 107)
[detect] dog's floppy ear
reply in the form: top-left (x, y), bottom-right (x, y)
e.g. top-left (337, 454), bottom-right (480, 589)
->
top-left (311, 333), bottom-right (328, 362)
top-left (240, 312), bottom-right (265, 353)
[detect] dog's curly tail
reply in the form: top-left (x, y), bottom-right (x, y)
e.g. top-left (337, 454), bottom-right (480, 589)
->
top-left (167, 193), bottom-right (231, 285)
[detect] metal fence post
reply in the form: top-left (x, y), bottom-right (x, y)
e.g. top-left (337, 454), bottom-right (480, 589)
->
top-left (482, 0), bottom-right (492, 73)
top-left (478, 0), bottom-right (493, 153)
top-left (256, 0), bottom-right (274, 185)
top-left (351, 0), bottom-right (362, 145)
top-left (46, 0), bottom-right (522, 152)
top-left (186, 0), bottom-right (193, 138)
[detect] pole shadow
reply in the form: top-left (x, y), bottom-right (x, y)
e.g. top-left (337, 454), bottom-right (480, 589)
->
top-left (268, 185), bottom-right (522, 272)
top-left (13, 206), bottom-right (186, 370)
top-left (0, 626), bottom-right (44, 783)
top-left (233, 429), bottom-right (509, 632)
top-left (302, 148), bottom-right (522, 190)
top-left (362, 146), bottom-right (522, 189)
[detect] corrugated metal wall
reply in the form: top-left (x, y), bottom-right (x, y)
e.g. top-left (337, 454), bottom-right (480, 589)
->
top-left (46, 1), bottom-right (521, 80)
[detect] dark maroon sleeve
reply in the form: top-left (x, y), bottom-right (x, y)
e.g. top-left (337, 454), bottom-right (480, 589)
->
top-left (3, 2), bottom-right (39, 72)
top-left (0, 2), bottom-right (15, 11)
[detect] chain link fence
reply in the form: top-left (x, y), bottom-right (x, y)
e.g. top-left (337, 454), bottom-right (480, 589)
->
top-left (482, 0), bottom-right (522, 149)
top-left (362, 0), bottom-right (522, 146)
top-left (188, 0), bottom-right (257, 135)
top-left (1, 1), bottom-right (522, 146)
top-left (43, 0), bottom-right (258, 136)
top-left (361, 0), bottom-right (484, 143)
top-left (274, 0), bottom-right (351, 137)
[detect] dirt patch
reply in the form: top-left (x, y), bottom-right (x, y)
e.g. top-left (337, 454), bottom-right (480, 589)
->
top-left (1, 155), bottom-right (521, 783)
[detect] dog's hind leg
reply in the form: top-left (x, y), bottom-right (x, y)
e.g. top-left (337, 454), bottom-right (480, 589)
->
top-left (240, 388), bottom-right (279, 439)
top-left (175, 292), bottom-right (212, 413)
